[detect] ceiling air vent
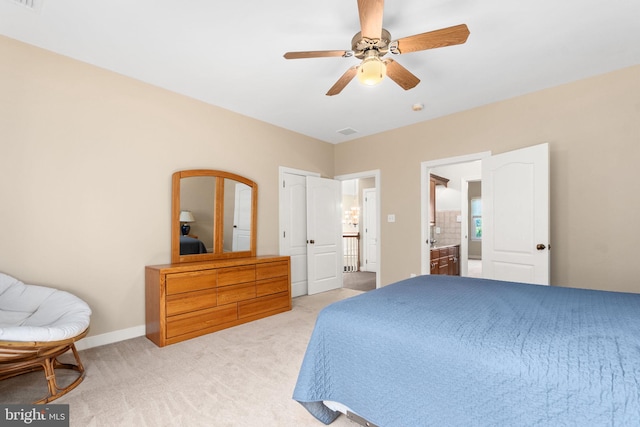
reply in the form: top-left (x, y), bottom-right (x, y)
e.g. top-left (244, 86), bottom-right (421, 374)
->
top-left (337, 127), bottom-right (358, 136)
top-left (5, 0), bottom-right (44, 11)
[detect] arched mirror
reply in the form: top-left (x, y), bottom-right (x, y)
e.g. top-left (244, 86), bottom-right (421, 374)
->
top-left (171, 170), bottom-right (257, 263)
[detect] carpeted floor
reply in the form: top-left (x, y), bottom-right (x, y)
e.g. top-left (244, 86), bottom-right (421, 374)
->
top-left (342, 271), bottom-right (376, 292)
top-left (467, 259), bottom-right (482, 278)
top-left (0, 289), bottom-right (363, 427)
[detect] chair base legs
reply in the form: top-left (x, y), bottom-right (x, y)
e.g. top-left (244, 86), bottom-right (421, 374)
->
top-left (0, 342), bottom-right (86, 404)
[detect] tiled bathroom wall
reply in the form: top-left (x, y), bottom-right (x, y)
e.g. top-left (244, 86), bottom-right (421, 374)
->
top-left (433, 210), bottom-right (462, 246)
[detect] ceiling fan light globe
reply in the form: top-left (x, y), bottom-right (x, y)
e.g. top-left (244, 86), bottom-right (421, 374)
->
top-left (358, 55), bottom-right (386, 86)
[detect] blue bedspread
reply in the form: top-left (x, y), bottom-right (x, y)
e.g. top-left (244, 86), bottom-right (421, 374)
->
top-left (293, 275), bottom-right (640, 426)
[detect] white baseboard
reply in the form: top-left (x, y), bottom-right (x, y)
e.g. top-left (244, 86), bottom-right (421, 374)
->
top-left (76, 325), bottom-right (146, 351)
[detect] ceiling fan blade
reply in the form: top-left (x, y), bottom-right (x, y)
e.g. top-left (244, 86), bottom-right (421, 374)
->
top-left (357, 0), bottom-right (384, 40)
top-left (326, 66), bottom-right (358, 96)
top-left (384, 59), bottom-right (420, 90)
top-left (283, 50), bottom-right (349, 59)
top-left (392, 24), bottom-right (470, 54)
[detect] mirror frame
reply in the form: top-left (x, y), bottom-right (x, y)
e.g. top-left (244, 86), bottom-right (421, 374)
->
top-left (171, 169), bottom-right (257, 263)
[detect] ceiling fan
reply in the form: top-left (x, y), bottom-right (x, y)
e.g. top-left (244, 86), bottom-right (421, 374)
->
top-left (283, 0), bottom-right (470, 96)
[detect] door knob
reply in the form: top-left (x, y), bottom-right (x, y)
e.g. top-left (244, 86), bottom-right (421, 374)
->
top-left (309, 240), bottom-right (315, 244)
top-left (536, 244), bottom-right (546, 250)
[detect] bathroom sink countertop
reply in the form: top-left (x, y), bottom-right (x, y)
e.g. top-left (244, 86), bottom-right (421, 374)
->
top-left (430, 244), bottom-right (461, 250)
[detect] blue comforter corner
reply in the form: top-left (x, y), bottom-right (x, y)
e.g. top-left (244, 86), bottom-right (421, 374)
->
top-left (293, 275), bottom-right (640, 426)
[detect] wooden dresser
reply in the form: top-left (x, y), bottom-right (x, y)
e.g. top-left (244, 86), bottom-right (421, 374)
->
top-left (145, 255), bottom-right (291, 347)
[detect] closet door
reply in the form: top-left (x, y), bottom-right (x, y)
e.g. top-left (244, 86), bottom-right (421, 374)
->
top-left (281, 172), bottom-right (309, 297)
top-left (306, 176), bottom-right (343, 295)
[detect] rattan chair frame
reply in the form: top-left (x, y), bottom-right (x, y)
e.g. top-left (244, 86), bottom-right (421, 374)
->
top-left (0, 327), bottom-right (89, 403)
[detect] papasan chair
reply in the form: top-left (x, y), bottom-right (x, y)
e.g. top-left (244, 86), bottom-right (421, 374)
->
top-left (0, 272), bottom-right (92, 403)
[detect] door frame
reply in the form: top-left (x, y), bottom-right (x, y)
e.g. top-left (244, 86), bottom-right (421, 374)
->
top-left (421, 152), bottom-right (491, 276)
top-left (335, 170), bottom-right (381, 290)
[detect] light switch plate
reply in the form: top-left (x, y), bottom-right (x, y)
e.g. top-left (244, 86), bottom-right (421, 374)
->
top-left (387, 214), bottom-right (396, 223)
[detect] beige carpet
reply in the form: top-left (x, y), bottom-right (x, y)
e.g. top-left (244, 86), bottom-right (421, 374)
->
top-left (342, 272), bottom-right (376, 292)
top-left (0, 288), bottom-right (362, 427)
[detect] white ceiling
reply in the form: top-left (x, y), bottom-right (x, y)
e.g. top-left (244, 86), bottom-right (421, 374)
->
top-left (1, 0), bottom-right (639, 144)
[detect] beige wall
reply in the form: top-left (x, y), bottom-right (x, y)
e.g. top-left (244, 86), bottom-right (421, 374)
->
top-left (335, 64), bottom-right (640, 293)
top-left (0, 36), bottom-right (334, 337)
top-left (2, 34), bottom-right (639, 342)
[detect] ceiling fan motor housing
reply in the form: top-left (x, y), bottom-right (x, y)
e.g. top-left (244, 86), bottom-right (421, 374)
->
top-left (351, 28), bottom-right (392, 59)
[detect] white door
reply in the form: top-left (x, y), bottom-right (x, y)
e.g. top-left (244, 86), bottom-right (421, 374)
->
top-left (307, 176), bottom-right (343, 295)
top-left (362, 188), bottom-right (378, 273)
top-left (281, 172), bottom-right (309, 297)
top-left (460, 175), bottom-right (482, 277)
top-left (232, 183), bottom-right (252, 251)
top-left (482, 143), bottom-right (550, 285)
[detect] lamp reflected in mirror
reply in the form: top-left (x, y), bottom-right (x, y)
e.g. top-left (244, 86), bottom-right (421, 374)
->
top-left (179, 210), bottom-right (195, 235)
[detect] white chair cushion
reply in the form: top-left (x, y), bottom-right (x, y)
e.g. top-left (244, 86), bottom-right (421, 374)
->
top-left (0, 272), bottom-right (91, 342)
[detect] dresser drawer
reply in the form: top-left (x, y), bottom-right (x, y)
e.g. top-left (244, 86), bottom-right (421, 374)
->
top-left (166, 288), bottom-right (217, 317)
top-left (217, 265), bottom-right (256, 287)
top-left (238, 291), bottom-right (290, 319)
top-left (256, 261), bottom-right (289, 280)
top-left (217, 282), bottom-right (256, 305)
top-left (146, 256), bottom-right (291, 347)
top-left (166, 270), bottom-right (216, 295)
top-left (256, 276), bottom-right (289, 297)
top-left (166, 304), bottom-right (238, 339)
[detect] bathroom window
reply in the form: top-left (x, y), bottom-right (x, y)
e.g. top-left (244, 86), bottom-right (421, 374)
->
top-left (471, 198), bottom-right (482, 240)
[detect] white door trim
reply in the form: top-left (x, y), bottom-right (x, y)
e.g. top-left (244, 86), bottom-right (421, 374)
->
top-left (335, 170), bottom-right (381, 289)
top-left (421, 152), bottom-right (491, 275)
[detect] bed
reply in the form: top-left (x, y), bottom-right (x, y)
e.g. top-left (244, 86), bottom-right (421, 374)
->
top-left (179, 235), bottom-right (207, 255)
top-left (293, 275), bottom-right (640, 426)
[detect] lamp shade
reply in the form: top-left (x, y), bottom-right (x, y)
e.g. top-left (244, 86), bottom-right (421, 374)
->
top-left (358, 51), bottom-right (386, 86)
top-left (179, 210), bottom-right (195, 222)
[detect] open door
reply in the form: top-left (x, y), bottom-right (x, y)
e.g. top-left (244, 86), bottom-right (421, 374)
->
top-left (307, 176), bottom-right (343, 295)
top-left (482, 143), bottom-right (550, 285)
top-left (362, 188), bottom-right (378, 273)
